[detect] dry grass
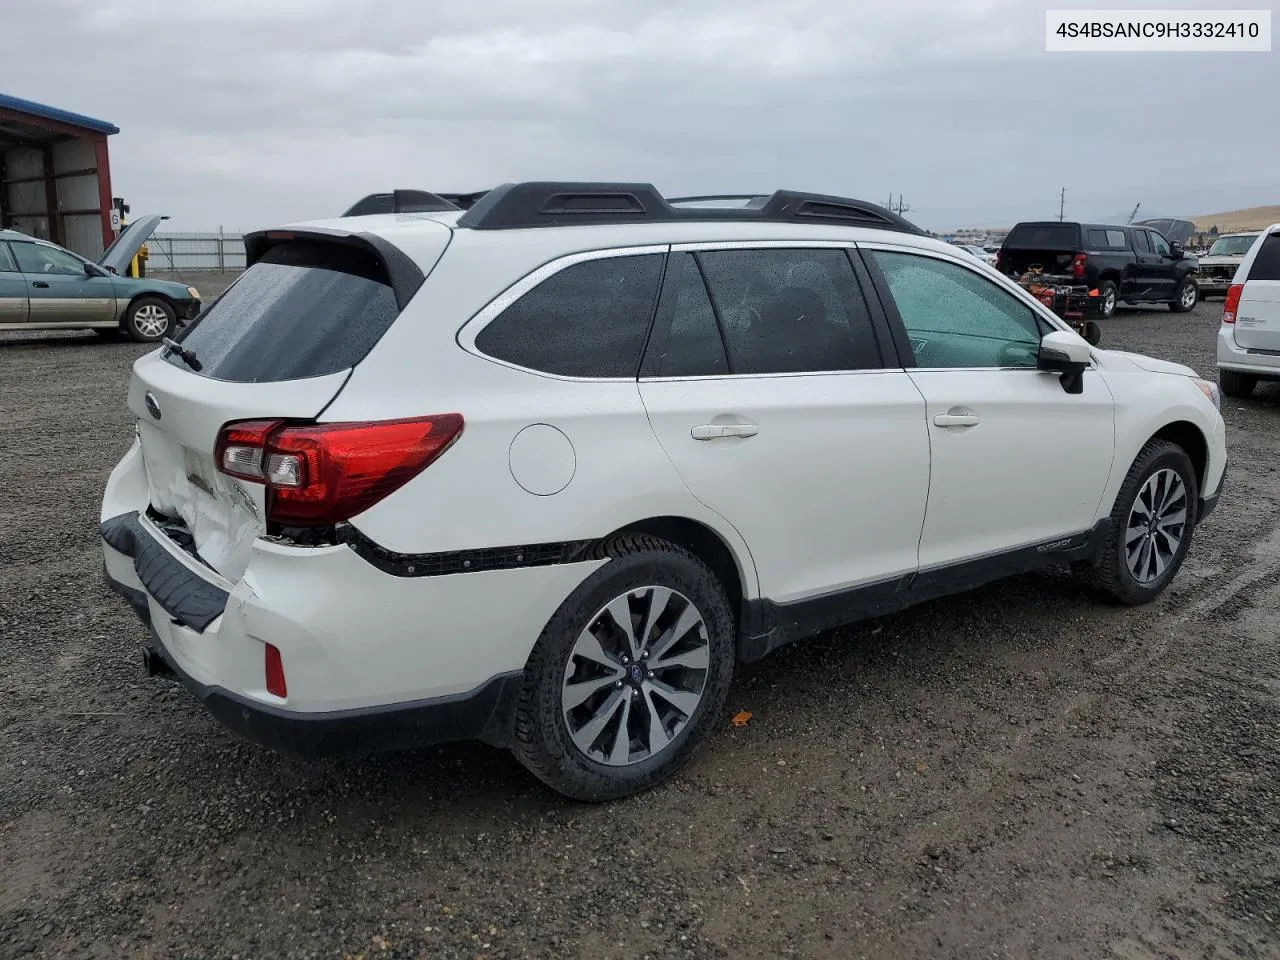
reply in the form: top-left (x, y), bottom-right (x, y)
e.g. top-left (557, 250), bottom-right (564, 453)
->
top-left (1190, 205), bottom-right (1280, 233)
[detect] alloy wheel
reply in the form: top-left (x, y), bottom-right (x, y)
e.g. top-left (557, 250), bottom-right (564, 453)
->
top-left (561, 586), bottom-right (709, 766)
top-left (1124, 468), bottom-right (1188, 584)
top-left (1180, 283), bottom-right (1197, 309)
top-left (133, 304), bottom-right (169, 338)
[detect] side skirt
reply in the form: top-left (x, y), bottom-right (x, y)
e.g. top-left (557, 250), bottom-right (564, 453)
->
top-left (739, 520), bottom-right (1109, 662)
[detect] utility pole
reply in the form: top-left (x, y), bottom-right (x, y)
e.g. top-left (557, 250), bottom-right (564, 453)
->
top-left (1058, 187), bottom-right (1066, 222)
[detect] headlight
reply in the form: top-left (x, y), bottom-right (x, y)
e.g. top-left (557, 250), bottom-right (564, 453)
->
top-left (187, 286), bottom-right (201, 299)
top-left (1193, 378), bottom-right (1221, 411)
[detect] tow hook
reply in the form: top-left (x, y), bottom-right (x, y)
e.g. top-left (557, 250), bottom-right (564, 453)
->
top-left (142, 645), bottom-right (176, 681)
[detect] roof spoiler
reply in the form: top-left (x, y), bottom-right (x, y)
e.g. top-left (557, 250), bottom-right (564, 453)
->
top-left (342, 190), bottom-right (463, 217)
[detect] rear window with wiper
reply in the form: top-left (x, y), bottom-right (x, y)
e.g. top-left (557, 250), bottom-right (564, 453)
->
top-left (166, 240), bottom-right (400, 382)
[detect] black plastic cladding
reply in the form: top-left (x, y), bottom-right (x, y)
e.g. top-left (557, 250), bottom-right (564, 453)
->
top-left (341, 190), bottom-right (461, 217)
top-left (454, 182), bottom-right (928, 234)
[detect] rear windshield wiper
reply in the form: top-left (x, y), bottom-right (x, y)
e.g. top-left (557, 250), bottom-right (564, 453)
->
top-left (162, 338), bottom-right (203, 372)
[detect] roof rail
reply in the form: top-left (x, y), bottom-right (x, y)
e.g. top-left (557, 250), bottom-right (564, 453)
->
top-left (342, 190), bottom-right (461, 217)
top-left (455, 182), bottom-right (926, 234)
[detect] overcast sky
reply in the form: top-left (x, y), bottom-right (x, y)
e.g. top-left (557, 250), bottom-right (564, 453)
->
top-left (6, 0), bottom-right (1277, 232)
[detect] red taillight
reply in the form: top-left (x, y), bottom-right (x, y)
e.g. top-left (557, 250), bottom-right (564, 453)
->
top-left (1222, 284), bottom-right (1243, 324)
top-left (215, 414), bottom-right (464, 526)
top-left (264, 643), bottom-right (287, 698)
top-left (1072, 253), bottom-right (1087, 279)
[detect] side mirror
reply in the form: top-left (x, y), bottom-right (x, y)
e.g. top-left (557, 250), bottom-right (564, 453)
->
top-left (1169, 242), bottom-right (1184, 258)
top-left (84, 262), bottom-right (107, 277)
top-left (1038, 329), bottom-right (1091, 395)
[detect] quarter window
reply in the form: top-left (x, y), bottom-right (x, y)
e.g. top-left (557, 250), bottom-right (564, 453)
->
top-left (12, 242), bottom-right (85, 276)
top-left (475, 254), bottom-right (664, 378)
top-left (0, 243), bottom-right (17, 272)
top-left (870, 251), bottom-right (1042, 369)
top-left (693, 248), bottom-right (880, 374)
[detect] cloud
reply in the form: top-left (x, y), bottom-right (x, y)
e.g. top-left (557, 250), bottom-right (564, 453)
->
top-left (4, 0), bottom-right (1276, 231)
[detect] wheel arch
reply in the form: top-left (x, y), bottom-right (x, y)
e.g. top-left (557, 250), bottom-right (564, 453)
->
top-left (118, 290), bottom-right (177, 324)
top-left (1149, 419), bottom-right (1208, 495)
top-left (603, 515), bottom-right (753, 633)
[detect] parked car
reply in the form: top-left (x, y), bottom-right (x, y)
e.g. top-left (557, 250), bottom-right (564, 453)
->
top-left (1216, 224), bottom-right (1280, 398)
top-left (0, 216), bottom-right (201, 341)
top-left (100, 182), bottom-right (1227, 801)
top-left (998, 221), bottom-right (1199, 319)
top-left (1196, 232), bottom-right (1260, 300)
top-left (953, 243), bottom-right (998, 266)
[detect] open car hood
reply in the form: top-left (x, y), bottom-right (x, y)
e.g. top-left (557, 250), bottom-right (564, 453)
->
top-left (99, 214), bottom-right (166, 274)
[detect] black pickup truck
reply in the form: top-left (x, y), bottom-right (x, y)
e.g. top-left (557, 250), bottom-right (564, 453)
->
top-left (997, 221), bottom-right (1200, 319)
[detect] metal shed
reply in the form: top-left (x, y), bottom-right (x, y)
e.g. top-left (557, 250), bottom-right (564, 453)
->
top-left (0, 93), bottom-right (118, 261)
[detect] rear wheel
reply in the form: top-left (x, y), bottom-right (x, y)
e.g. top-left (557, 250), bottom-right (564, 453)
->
top-left (1086, 439), bottom-right (1198, 605)
top-left (1098, 280), bottom-right (1118, 319)
top-left (124, 296), bottom-right (175, 343)
top-left (512, 535), bottom-right (734, 801)
top-left (1219, 369), bottom-right (1257, 399)
top-left (1170, 278), bottom-right (1198, 313)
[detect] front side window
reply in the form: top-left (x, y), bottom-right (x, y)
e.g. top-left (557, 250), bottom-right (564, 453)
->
top-left (475, 254), bottom-right (664, 378)
top-left (1149, 232), bottom-right (1171, 257)
top-left (13, 242), bottom-right (85, 276)
top-left (870, 250), bottom-right (1042, 369)
top-left (694, 248), bottom-right (880, 374)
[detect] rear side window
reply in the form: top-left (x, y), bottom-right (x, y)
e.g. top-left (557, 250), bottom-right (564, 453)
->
top-left (1087, 229), bottom-right (1129, 249)
top-left (475, 254), bottom-right (664, 378)
top-left (1132, 231), bottom-right (1150, 254)
top-left (1248, 235), bottom-right (1280, 281)
top-left (695, 248), bottom-right (880, 374)
top-left (1005, 224), bottom-right (1079, 249)
top-left (170, 240), bottom-right (400, 382)
top-left (640, 253), bottom-right (728, 378)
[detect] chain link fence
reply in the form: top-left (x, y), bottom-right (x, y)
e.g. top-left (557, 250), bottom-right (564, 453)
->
top-left (144, 232), bottom-right (246, 272)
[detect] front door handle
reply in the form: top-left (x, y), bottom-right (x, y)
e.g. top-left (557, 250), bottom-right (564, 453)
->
top-left (32, 281), bottom-right (49, 288)
top-left (933, 413), bottom-right (979, 428)
top-left (691, 422), bottom-right (759, 440)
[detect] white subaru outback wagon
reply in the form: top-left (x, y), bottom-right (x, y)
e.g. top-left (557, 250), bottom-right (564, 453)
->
top-left (102, 182), bottom-right (1227, 800)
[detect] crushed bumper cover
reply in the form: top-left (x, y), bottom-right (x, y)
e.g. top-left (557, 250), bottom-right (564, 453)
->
top-left (101, 511), bottom-right (525, 756)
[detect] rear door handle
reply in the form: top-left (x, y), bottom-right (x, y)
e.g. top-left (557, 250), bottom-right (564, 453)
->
top-left (933, 413), bottom-right (979, 428)
top-left (692, 423), bottom-right (759, 440)
top-left (32, 281), bottom-right (49, 288)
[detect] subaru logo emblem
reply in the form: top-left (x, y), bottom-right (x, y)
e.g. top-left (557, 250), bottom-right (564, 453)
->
top-left (145, 392), bottom-right (161, 420)
top-left (629, 663), bottom-right (645, 685)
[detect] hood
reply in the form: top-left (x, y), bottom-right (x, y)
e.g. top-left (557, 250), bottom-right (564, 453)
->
top-left (1103, 350), bottom-right (1198, 378)
top-left (98, 214), bottom-right (166, 274)
top-left (1198, 254), bottom-right (1245, 267)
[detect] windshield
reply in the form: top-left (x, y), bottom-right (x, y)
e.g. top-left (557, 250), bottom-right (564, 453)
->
top-left (1208, 235), bottom-right (1258, 257)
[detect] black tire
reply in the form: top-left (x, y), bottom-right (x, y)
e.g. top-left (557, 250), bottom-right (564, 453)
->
top-left (1086, 439), bottom-right (1199, 605)
top-left (123, 296), bottom-right (175, 343)
top-left (1098, 280), bottom-right (1118, 319)
top-left (512, 534), bottom-right (735, 802)
top-left (1169, 278), bottom-right (1197, 313)
top-left (1219, 369), bottom-right (1257, 399)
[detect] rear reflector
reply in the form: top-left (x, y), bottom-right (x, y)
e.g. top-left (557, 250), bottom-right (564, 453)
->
top-left (264, 643), bottom-right (287, 698)
top-left (1222, 284), bottom-right (1243, 324)
top-left (215, 415), bottom-right (464, 526)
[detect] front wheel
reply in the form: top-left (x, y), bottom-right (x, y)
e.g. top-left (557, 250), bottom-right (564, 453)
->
top-left (123, 296), bottom-right (175, 343)
top-left (512, 535), bottom-right (735, 801)
top-left (1169, 278), bottom-right (1198, 313)
top-left (1086, 439), bottom-right (1198, 605)
top-left (1097, 281), bottom-right (1118, 319)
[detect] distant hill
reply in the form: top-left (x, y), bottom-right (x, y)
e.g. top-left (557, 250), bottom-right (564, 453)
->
top-left (1190, 206), bottom-right (1280, 233)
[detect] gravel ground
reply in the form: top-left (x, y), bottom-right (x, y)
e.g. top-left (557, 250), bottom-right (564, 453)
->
top-left (1, 298), bottom-right (1277, 960)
